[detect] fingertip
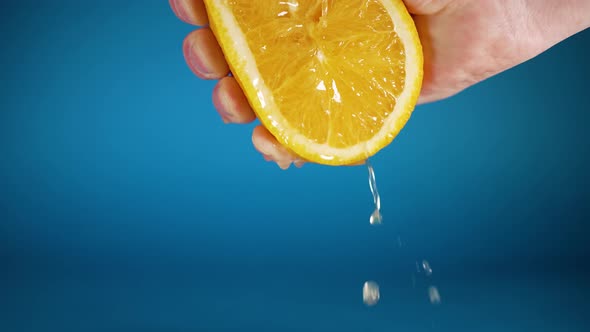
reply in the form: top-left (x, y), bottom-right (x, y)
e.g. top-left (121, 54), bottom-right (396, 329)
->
top-left (252, 126), bottom-right (305, 170)
top-left (170, 0), bottom-right (209, 26)
top-left (212, 77), bottom-right (257, 124)
top-left (182, 28), bottom-right (229, 80)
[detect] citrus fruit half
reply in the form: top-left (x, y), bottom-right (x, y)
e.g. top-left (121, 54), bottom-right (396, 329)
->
top-left (204, 0), bottom-right (423, 165)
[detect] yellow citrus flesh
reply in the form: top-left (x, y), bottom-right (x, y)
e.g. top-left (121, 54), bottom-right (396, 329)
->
top-left (204, 0), bottom-right (423, 165)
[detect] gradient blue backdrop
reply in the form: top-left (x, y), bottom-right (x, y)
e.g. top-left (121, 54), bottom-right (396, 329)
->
top-left (1, 1), bottom-right (589, 331)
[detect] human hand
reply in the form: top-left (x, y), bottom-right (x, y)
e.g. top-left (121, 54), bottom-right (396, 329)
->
top-left (169, 0), bottom-right (589, 169)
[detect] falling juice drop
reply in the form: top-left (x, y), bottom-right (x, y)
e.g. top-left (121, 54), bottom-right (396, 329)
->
top-left (363, 281), bottom-right (380, 306)
top-left (366, 160), bottom-right (382, 225)
top-left (422, 260), bottom-right (433, 276)
top-left (428, 286), bottom-right (441, 304)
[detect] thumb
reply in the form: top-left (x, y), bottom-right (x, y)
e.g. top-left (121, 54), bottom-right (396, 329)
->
top-left (403, 0), bottom-right (455, 15)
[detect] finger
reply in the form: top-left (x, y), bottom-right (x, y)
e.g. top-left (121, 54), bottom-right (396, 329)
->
top-left (403, 0), bottom-right (455, 15)
top-left (169, 0), bottom-right (209, 26)
top-left (212, 77), bottom-right (257, 124)
top-left (252, 126), bottom-right (306, 170)
top-left (183, 28), bottom-right (230, 80)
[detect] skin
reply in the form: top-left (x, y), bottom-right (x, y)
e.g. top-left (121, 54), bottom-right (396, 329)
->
top-left (169, 0), bottom-right (590, 169)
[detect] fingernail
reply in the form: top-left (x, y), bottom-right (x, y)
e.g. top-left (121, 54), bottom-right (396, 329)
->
top-left (171, 0), bottom-right (194, 24)
top-left (213, 86), bottom-right (235, 123)
top-left (184, 39), bottom-right (211, 78)
top-left (219, 110), bottom-right (233, 123)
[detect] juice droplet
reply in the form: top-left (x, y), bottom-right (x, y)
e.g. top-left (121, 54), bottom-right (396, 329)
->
top-left (428, 286), bottom-right (441, 305)
top-left (363, 281), bottom-right (380, 306)
top-left (422, 260), bottom-right (433, 276)
top-left (370, 209), bottom-right (383, 225)
top-left (366, 160), bottom-right (382, 225)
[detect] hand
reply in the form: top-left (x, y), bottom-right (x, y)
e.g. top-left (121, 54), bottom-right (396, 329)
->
top-left (169, 0), bottom-right (589, 169)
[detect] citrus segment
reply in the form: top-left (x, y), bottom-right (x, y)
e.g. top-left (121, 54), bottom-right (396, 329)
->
top-left (204, 0), bottom-right (423, 165)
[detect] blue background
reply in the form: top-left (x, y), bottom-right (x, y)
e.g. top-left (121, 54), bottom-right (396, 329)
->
top-left (1, 1), bottom-right (589, 331)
